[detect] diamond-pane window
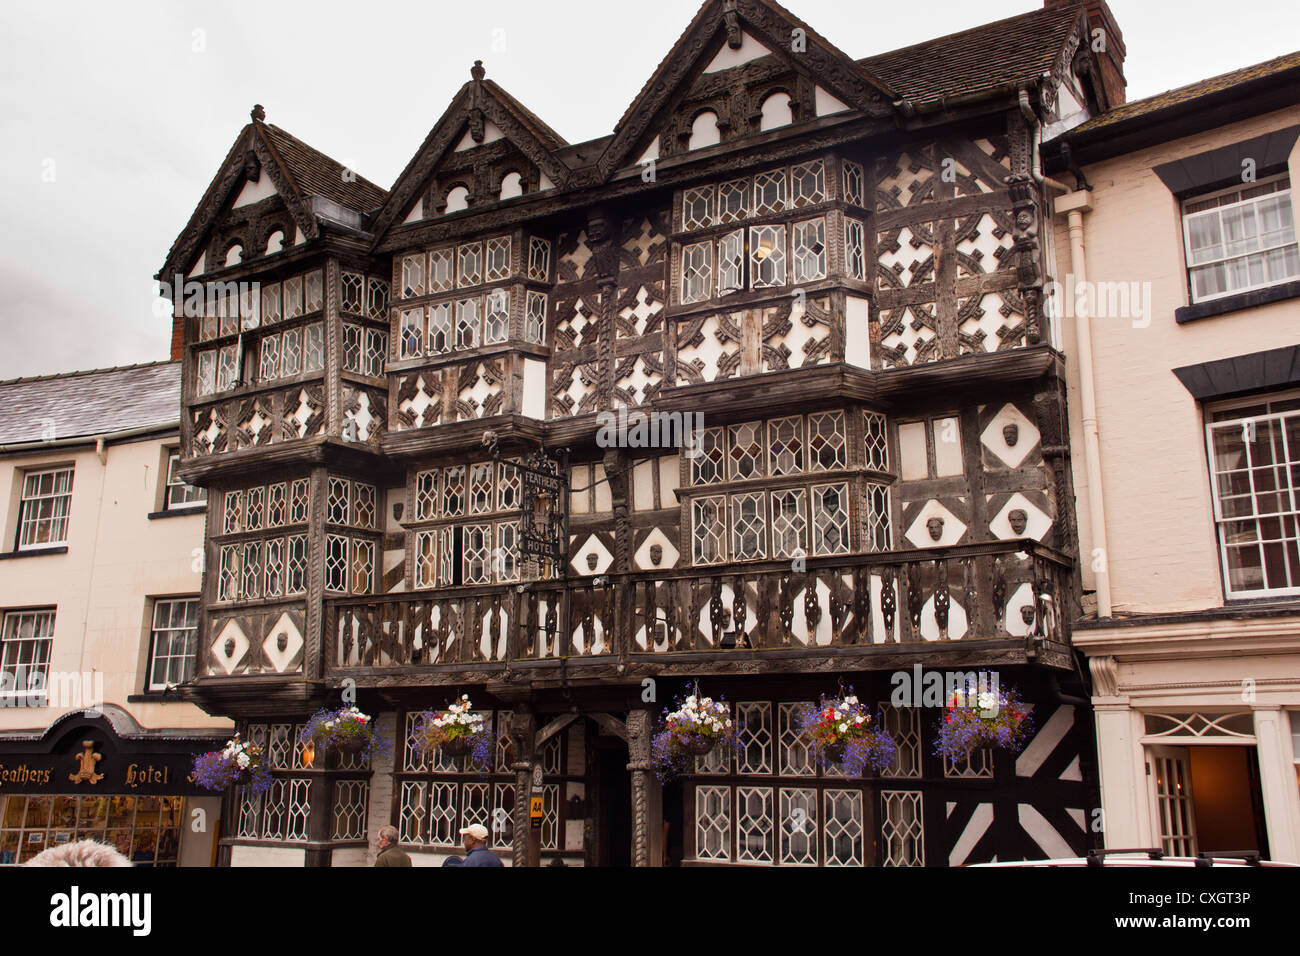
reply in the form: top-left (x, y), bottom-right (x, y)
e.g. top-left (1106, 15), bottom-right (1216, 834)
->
top-left (497, 461), bottom-right (520, 511)
top-left (718, 230), bottom-right (744, 295)
top-left (259, 335), bottom-right (280, 382)
top-left (842, 160), bottom-right (865, 206)
top-left (866, 484), bottom-right (892, 552)
top-left (525, 292), bottom-right (547, 344)
top-left (468, 463), bottom-right (493, 514)
top-left (429, 248), bottom-right (455, 292)
top-left (682, 242), bottom-right (712, 304)
top-left (463, 524), bottom-right (492, 584)
top-left (266, 483), bottom-right (286, 527)
top-left (415, 470), bottom-right (438, 520)
top-left (442, 466), bottom-right (465, 516)
top-left (287, 535), bottom-right (308, 594)
top-left (770, 488), bottom-right (807, 559)
top-left (325, 535), bottom-right (348, 592)
top-left (780, 788), bottom-right (818, 865)
top-left (811, 483), bottom-right (851, 556)
top-left (415, 531), bottom-right (437, 589)
top-left (341, 272), bottom-right (364, 314)
top-left (341, 323), bottom-right (362, 373)
top-left (289, 479), bottom-right (309, 524)
top-left (793, 218), bottom-right (827, 282)
top-left (402, 255), bottom-right (426, 298)
top-left (695, 786), bottom-right (731, 862)
top-left (750, 225), bottom-right (786, 287)
top-left (458, 243), bottom-right (483, 287)
top-left (327, 478), bottom-right (350, 524)
top-left (845, 218), bottom-right (867, 280)
top-left (692, 427), bottom-right (726, 485)
top-left (683, 187), bottom-right (713, 231)
top-left (768, 416), bottom-right (804, 476)
top-left (245, 486), bottom-right (264, 531)
top-left (303, 323), bottom-right (324, 370)
top-left (429, 302), bottom-right (452, 353)
top-left (484, 290), bottom-right (509, 344)
top-left (400, 308), bottom-right (425, 358)
top-left (485, 236), bottom-right (511, 281)
top-left (791, 160), bottom-right (827, 207)
top-left (456, 299), bottom-right (480, 350)
top-left (718, 178), bottom-right (748, 224)
top-left (261, 283), bottom-right (282, 324)
top-left (497, 522), bottom-right (519, 582)
top-left (823, 790), bottom-right (864, 866)
top-left (731, 492), bottom-right (766, 560)
top-left (735, 786), bottom-right (774, 864)
top-left (351, 538), bottom-right (374, 594)
top-left (727, 422), bottom-right (764, 479)
top-left (692, 496), bottom-right (726, 565)
top-left (754, 169), bottom-right (787, 215)
top-left (864, 411), bottom-right (889, 470)
top-left (241, 542), bottom-right (262, 600)
top-left (527, 238), bottom-right (551, 282)
top-left (280, 328), bottom-right (301, 377)
top-left (305, 271), bottom-right (323, 312)
top-left (352, 483), bottom-right (376, 529)
top-left (881, 791), bottom-right (924, 866)
top-left (264, 538), bottom-right (284, 597)
top-left (808, 411), bottom-right (847, 471)
top-left (367, 279), bottom-right (388, 321)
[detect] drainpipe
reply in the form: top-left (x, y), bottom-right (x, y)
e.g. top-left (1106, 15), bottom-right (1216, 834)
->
top-left (1056, 188), bottom-right (1113, 618)
top-left (1019, 85), bottom-right (1072, 195)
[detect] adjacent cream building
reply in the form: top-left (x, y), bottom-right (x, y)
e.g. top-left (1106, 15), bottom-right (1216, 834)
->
top-left (0, 361), bottom-right (230, 866)
top-left (1047, 52), bottom-right (1300, 861)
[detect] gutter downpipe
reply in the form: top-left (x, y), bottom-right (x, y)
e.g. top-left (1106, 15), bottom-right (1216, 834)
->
top-left (1060, 189), bottom-right (1112, 618)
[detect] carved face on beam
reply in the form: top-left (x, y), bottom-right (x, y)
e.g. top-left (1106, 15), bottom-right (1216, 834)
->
top-left (926, 516), bottom-right (945, 542)
top-left (1008, 509), bottom-right (1028, 536)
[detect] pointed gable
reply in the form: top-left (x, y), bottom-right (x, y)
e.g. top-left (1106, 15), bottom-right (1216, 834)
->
top-left (158, 108), bottom-right (387, 279)
top-left (369, 62), bottom-right (572, 245)
top-left (596, 0), bottom-right (897, 179)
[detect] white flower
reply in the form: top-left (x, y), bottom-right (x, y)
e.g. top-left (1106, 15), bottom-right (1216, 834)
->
top-left (838, 722), bottom-right (848, 733)
top-left (854, 715), bottom-right (865, 725)
top-left (236, 753), bottom-right (251, 769)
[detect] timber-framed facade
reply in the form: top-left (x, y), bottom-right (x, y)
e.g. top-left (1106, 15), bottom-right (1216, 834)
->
top-left (159, 0), bottom-right (1120, 867)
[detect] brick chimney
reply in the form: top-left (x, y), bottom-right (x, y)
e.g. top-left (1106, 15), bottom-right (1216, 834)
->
top-left (1045, 1), bottom-right (1127, 107)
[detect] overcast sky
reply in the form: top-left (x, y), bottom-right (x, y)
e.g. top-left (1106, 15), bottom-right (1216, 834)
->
top-left (0, 0), bottom-right (1294, 380)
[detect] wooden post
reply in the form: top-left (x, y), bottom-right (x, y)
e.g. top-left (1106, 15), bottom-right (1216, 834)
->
top-left (510, 708), bottom-right (538, 867)
top-left (626, 708), bottom-right (662, 867)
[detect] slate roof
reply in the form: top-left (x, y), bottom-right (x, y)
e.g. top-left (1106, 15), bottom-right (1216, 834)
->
top-left (1067, 50), bottom-right (1300, 134)
top-left (859, 4), bottom-right (1084, 109)
top-left (0, 361), bottom-right (181, 446)
top-left (260, 123), bottom-right (388, 212)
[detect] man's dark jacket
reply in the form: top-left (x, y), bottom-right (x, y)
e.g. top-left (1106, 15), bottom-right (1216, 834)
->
top-left (375, 844), bottom-right (413, 867)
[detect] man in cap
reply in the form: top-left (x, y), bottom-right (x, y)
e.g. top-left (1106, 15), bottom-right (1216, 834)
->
top-left (458, 823), bottom-right (504, 867)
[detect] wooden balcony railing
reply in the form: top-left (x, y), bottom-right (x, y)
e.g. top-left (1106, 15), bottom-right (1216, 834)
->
top-left (323, 541), bottom-right (1075, 675)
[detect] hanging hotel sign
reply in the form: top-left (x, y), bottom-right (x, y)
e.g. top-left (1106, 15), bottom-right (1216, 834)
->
top-left (484, 432), bottom-right (568, 564)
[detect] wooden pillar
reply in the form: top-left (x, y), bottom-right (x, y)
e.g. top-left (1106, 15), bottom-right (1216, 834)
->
top-left (626, 708), bottom-right (662, 867)
top-left (510, 708), bottom-right (538, 867)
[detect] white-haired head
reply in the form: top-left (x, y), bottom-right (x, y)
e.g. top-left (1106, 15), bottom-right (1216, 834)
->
top-left (25, 839), bottom-right (133, 867)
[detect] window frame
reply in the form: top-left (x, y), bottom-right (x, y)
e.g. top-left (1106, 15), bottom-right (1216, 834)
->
top-left (1203, 388), bottom-right (1300, 599)
top-left (1180, 174), bottom-right (1299, 304)
top-left (146, 597), bottom-right (200, 692)
top-left (0, 608), bottom-right (55, 705)
top-left (16, 466), bottom-right (74, 550)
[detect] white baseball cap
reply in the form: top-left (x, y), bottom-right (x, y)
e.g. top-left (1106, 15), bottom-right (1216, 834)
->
top-left (459, 824), bottom-right (489, 841)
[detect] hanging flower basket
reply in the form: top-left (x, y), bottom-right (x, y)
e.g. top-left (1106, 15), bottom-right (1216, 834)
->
top-left (299, 706), bottom-right (383, 761)
top-left (934, 675), bottom-right (1032, 762)
top-left (798, 691), bottom-right (898, 777)
top-left (650, 690), bottom-right (739, 783)
top-left (191, 734), bottom-right (273, 794)
top-left (413, 696), bottom-right (492, 765)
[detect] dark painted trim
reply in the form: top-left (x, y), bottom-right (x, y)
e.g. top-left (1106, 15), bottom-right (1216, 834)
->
top-left (147, 505), bottom-right (208, 520)
top-left (0, 546), bottom-right (69, 560)
top-left (1153, 125), bottom-right (1300, 197)
top-left (1171, 343), bottom-right (1300, 401)
top-left (1175, 280), bottom-right (1300, 325)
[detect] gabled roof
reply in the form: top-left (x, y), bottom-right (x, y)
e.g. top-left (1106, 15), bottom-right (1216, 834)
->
top-left (259, 123), bottom-right (387, 211)
top-left (859, 4), bottom-right (1086, 110)
top-left (368, 66), bottom-right (573, 243)
top-left (597, 0), bottom-right (896, 178)
top-left (158, 112), bottom-right (387, 279)
top-left (0, 361), bottom-right (180, 446)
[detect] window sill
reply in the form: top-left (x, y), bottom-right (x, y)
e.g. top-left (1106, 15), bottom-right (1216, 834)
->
top-left (1176, 279), bottom-right (1300, 324)
top-left (127, 692), bottom-right (187, 703)
top-left (147, 506), bottom-right (207, 520)
top-left (0, 546), bottom-right (68, 560)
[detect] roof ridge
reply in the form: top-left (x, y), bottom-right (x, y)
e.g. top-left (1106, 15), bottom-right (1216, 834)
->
top-left (0, 359), bottom-right (179, 388)
top-left (1117, 49), bottom-right (1300, 111)
top-left (858, 4), bottom-right (1079, 65)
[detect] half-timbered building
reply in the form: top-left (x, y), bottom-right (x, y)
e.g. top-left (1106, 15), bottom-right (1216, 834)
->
top-left (160, 0), bottom-right (1120, 866)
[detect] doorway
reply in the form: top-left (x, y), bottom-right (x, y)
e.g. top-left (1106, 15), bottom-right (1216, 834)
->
top-left (595, 741), bottom-right (631, 867)
top-left (1149, 745), bottom-right (1269, 857)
